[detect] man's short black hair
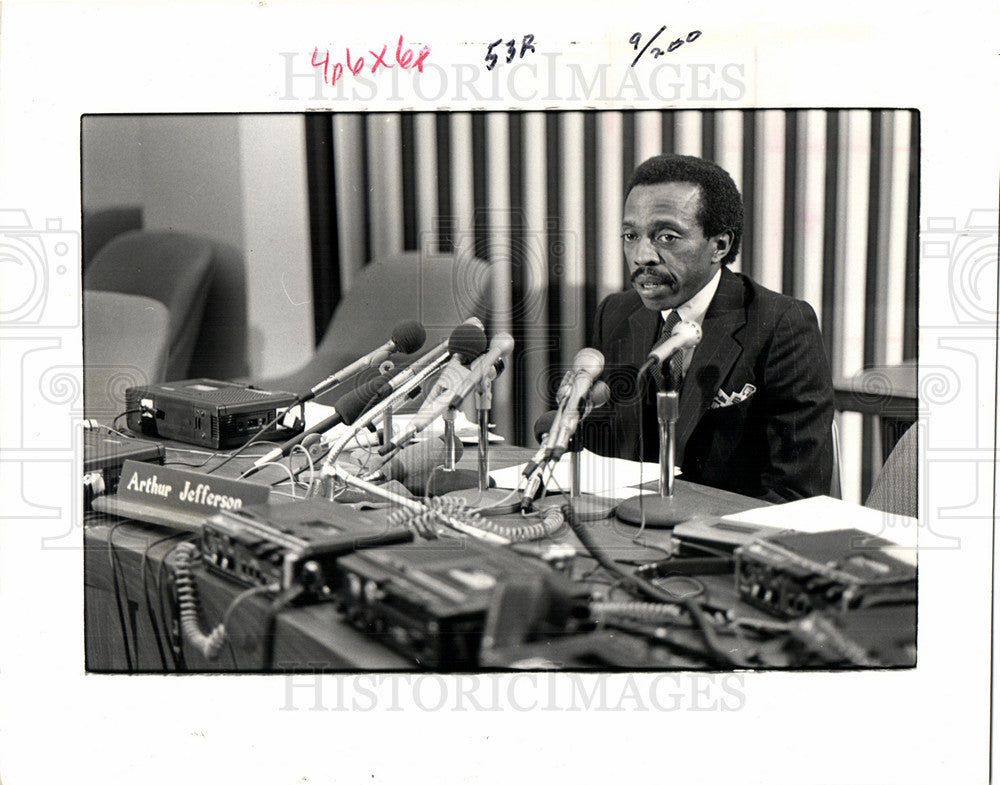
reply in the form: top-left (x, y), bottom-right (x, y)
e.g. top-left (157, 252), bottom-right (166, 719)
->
top-left (626, 154), bottom-right (744, 265)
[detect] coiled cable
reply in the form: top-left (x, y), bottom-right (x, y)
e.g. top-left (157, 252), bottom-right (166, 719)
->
top-left (591, 600), bottom-right (689, 625)
top-left (452, 500), bottom-right (566, 543)
top-left (172, 541), bottom-right (275, 666)
top-left (173, 542), bottom-right (228, 661)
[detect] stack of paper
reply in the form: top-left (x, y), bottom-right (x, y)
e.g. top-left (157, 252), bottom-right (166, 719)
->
top-left (720, 495), bottom-right (918, 564)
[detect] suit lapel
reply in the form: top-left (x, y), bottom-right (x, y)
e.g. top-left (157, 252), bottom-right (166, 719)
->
top-left (626, 304), bottom-right (661, 364)
top-left (611, 303), bottom-right (659, 459)
top-left (676, 268), bottom-right (747, 461)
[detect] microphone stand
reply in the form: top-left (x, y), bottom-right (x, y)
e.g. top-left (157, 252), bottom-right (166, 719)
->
top-left (416, 408), bottom-right (479, 496)
top-left (443, 372), bottom-right (515, 514)
top-left (381, 408), bottom-right (394, 448)
top-left (564, 432), bottom-right (618, 521)
top-left (615, 366), bottom-right (703, 528)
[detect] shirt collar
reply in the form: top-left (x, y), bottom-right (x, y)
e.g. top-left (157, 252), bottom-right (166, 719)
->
top-left (661, 268), bottom-right (722, 328)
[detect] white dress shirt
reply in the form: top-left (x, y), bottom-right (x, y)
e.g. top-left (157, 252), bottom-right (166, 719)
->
top-left (660, 268), bottom-right (721, 375)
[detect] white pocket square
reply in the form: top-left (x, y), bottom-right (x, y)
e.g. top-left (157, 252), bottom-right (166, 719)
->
top-left (711, 383), bottom-right (756, 409)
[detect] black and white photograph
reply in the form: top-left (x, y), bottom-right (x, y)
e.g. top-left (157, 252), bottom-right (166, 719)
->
top-left (0, 3), bottom-right (997, 784)
top-left (79, 108), bottom-right (920, 673)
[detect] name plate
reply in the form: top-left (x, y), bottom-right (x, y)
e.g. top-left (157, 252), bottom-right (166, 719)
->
top-left (116, 459), bottom-right (271, 516)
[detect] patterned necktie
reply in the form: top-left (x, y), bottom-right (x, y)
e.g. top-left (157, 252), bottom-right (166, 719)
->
top-left (650, 310), bottom-right (685, 391)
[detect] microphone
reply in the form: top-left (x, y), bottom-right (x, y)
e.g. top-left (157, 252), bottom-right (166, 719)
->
top-left (553, 368), bottom-right (575, 405)
top-left (520, 382), bottom-right (611, 510)
top-left (313, 322), bottom-right (486, 489)
top-left (546, 349), bottom-right (604, 458)
top-left (586, 380), bottom-right (611, 408)
top-left (448, 332), bottom-right (514, 408)
top-left (549, 377), bottom-right (610, 461)
top-left (521, 409), bottom-right (559, 481)
top-left (363, 434), bottom-right (464, 494)
top-left (645, 320), bottom-right (702, 368)
top-left (518, 410), bottom-right (559, 508)
top-left (378, 323), bottom-right (488, 455)
top-left (253, 368), bottom-right (390, 467)
top-left (534, 410), bottom-right (558, 444)
top-left (302, 320), bottom-right (426, 402)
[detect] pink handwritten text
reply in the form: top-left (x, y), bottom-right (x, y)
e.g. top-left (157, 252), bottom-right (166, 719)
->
top-left (311, 35), bottom-right (431, 87)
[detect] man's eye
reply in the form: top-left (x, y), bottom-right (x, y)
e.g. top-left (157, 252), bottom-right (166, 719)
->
top-left (621, 232), bottom-right (637, 242)
top-left (656, 233), bottom-right (679, 244)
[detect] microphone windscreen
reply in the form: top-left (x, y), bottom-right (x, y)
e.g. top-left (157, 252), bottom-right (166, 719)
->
top-left (391, 320), bottom-right (427, 354)
top-left (533, 410), bottom-right (559, 444)
top-left (334, 372), bottom-right (392, 424)
top-left (573, 347), bottom-right (605, 378)
top-left (589, 381), bottom-right (611, 407)
top-left (447, 322), bottom-right (488, 362)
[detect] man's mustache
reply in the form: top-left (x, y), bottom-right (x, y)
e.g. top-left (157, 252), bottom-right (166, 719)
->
top-left (631, 267), bottom-right (676, 286)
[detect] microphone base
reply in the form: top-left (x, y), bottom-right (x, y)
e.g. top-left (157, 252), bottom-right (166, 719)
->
top-left (441, 486), bottom-right (519, 516)
top-left (615, 487), bottom-right (703, 528)
top-left (423, 467), bottom-right (484, 497)
top-left (557, 494), bottom-right (618, 521)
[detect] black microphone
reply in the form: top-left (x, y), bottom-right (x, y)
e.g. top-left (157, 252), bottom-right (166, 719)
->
top-left (521, 381), bottom-right (611, 510)
top-left (534, 410), bottom-right (558, 444)
top-left (519, 410), bottom-right (559, 511)
top-left (302, 320), bottom-right (426, 402)
top-left (448, 332), bottom-right (515, 408)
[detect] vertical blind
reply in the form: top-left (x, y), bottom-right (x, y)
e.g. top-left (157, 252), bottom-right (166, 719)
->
top-left (308, 109), bottom-right (918, 504)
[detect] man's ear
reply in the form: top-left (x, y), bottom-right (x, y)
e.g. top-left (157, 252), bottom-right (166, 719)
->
top-left (712, 231), bottom-right (734, 262)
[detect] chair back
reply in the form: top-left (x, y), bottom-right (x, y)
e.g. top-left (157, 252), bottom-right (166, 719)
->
top-left (865, 423), bottom-right (918, 518)
top-left (84, 230), bottom-right (214, 379)
top-left (82, 206), bottom-right (144, 270)
top-left (84, 291), bottom-right (170, 422)
top-left (258, 251), bottom-right (491, 398)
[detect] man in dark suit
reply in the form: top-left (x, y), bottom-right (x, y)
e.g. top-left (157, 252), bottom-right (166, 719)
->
top-left (582, 154), bottom-right (834, 503)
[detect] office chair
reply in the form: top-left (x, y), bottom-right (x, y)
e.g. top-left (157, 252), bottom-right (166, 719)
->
top-left (82, 206), bottom-right (144, 271)
top-left (865, 423), bottom-right (918, 518)
top-left (83, 291), bottom-right (170, 422)
top-left (84, 230), bottom-right (215, 381)
top-left (255, 251), bottom-right (492, 402)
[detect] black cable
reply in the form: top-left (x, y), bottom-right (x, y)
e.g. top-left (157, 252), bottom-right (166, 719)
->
top-left (561, 502), bottom-right (744, 668)
top-left (112, 409), bottom-right (143, 432)
top-left (140, 537), bottom-right (169, 670)
top-left (222, 584), bottom-right (277, 670)
top-left (140, 531), bottom-right (190, 671)
top-left (204, 401), bottom-right (304, 476)
top-left (106, 521), bottom-right (134, 671)
top-left (156, 538), bottom-right (195, 671)
top-left (262, 585), bottom-right (306, 671)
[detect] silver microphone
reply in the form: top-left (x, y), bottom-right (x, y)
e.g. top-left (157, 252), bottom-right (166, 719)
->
top-left (646, 320), bottom-right (702, 367)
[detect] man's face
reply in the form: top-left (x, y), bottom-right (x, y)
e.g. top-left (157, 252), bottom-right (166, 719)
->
top-left (622, 181), bottom-right (733, 312)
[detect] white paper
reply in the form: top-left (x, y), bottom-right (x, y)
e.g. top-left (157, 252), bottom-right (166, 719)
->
top-left (721, 494), bottom-right (919, 562)
top-left (490, 448), bottom-right (676, 498)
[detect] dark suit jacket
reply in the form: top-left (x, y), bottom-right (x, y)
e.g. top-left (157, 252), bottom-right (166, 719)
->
top-left (582, 267), bottom-right (834, 503)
